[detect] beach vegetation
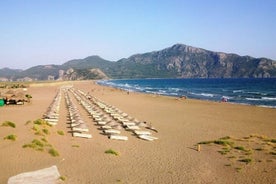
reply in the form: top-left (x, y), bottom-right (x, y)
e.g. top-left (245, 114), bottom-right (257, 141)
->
top-left (25, 94), bottom-right (32, 102)
top-left (239, 158), bottom-right (252, 164)
top-left (234, 146), bottom-right (247, 151)
top-left (33, 119), bottom-right (52, 127)
top-left (4, 134), bottom-right (17, 141)
top-left (41, 137), bottom-right (48, 143)
top-left (198, 137), bottom-right (234, 147)
top-left (25, 120), bottom-right (32, 125)
top-left (105, 149), bottom-right (119, 156)
top-left (214, 140), bottom-right (234, 147)
top-left (254, 148), bottom-right (264, 151)
top-left (42, 128), bottom-right (50, 135)
top-left (23, 139), bottom-right (45, 151)
top-left (48, 148), bottom-right (59, 157)
top-left (57, 130), bottom-right (64, 135)
top-left (198, 140), bottom-right (213, 145)
top-left (59, 176), bottom-right (66, 181)
top-left (32, 124), bottom-right (40, 131)
top-left (228, 155), bottom-right (236, 159)
top-left (235, 167), bottom-right (242, 172)
top-left (219, 136), bottom-right (231, 140)
top-left (2, 121), bottom-right (16, 128)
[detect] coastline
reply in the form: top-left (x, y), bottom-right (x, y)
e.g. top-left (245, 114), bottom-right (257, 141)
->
top-left (97, 78), bottom-right (276, 109)
top-left (0, 80), bottom-right (275, 183)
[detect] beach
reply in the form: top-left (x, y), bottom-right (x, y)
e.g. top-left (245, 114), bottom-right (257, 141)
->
top-left (0, 80), bottom-right (275, 183)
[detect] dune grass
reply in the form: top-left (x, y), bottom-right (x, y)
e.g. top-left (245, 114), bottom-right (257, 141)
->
top-left (4, 134), bottom-right (17, 141)
top-left (23, 119), bottom-right (60, 157)
top-left (198, 134), bottom-right (275, 172)
top-left (105, 149), bottom-right (119, 156)
top-left (23, 139), bottom-right (45, 151)
top-left (48, 148), bottom-right (60, 157)
top-left (57, 130), bottom-right (65, 135)
top-left (2, 121), bottom-right (16, 128)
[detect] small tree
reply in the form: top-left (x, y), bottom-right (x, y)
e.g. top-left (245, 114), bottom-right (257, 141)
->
top-left (25, 94), bottom-right (32, 103)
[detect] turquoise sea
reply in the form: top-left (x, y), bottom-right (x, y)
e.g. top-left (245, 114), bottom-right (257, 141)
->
top-left (98, 78), bottom-right (276, 108)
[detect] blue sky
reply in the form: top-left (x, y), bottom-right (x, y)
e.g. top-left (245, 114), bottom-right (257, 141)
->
top-left (0, 0), bottom-right (275, 69)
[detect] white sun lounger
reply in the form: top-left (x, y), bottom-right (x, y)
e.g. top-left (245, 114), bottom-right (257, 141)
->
top-left (138, 135), bottom-right (158, 141)
top-left (97, 121), bottom-right (107, 125)
top-left (72, 127), bottom-right (89, 132)
top-left (73, 132), bottom-right (92, 139)
top-left (109, 135), bottom-right (128, 141)
top-left (134, 130), bottom-right (152, 135)
top-left (43, 118), bottom-right (58, 122)
top-left (123, 122), bottom-right (136, 126)
top-left (103, 129), bottom-right (121, 135)
top-left (46, 121), bottom-right (58, 126)
top-left (126, 125), bottom-right (140, 130)
top-left (101, 125), bottom-right (112, 130)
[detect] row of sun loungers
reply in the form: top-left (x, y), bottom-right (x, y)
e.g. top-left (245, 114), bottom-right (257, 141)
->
top-left (70, 89), bottom-right (129, 141)
top-left (72, 88), bottom-right (158, 141)
top-left (64, 90), bottom-right (92, 139)
top-left (42, 89), bottom-right (62, 125)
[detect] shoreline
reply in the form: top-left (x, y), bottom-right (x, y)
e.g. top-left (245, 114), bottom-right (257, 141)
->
top-left (96, 80), bottom-right (276, 109)
top-left (0, 80), bottom-right (275, 183)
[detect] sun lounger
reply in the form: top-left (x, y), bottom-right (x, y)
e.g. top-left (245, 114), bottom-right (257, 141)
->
top-left (138, 135), bottom-right (158, 141)
top-left (97, 121), bottom-right (107, 125)
top-left (73, 132), bottom-right (92, 138)
top-left (126, 125), bottom-right (140, 130)
top-left (123, 122), bottom-right (136, 126)
top-left (109, 135), bottom-right (128, 141)
top-left (134, 130), bottom-right (152, 135)
top-left (103, 129), bottom-right (121, 135)
top-left (101, 125), bottom-right (112, 130)
top-left (43, 118), bottom-right (58, 122)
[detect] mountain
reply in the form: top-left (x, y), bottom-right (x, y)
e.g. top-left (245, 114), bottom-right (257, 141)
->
top-left (121, 44), bottom-right (276, 78)
top-left (16, 65), bottom-right (61, 80)
top-left (0, 68), bottom-right (22, 80)
top-left (1, 44), bottom-right (276, 80)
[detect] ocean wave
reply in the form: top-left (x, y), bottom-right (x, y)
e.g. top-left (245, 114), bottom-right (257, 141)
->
top-left (189, 92), bottom-right (215, 97)
top-left (261, 97), bottom-right (276, 101)
top-left (245, 98), bottom-right (262, 101)
top-left (233, 90), bottom-right (244, 93)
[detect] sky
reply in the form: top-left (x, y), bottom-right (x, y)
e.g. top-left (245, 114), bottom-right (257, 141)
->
top-left (0, 0), bottom-right (275, 69)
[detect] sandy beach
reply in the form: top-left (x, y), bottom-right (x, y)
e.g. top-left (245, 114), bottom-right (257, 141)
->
top-left (0, 80), bottom-right (275, 184)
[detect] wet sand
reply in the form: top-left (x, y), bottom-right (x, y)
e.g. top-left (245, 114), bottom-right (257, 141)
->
top-left (0, 80), bottom-right (275, 183)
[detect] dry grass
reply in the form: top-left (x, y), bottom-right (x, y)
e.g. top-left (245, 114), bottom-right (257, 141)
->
top-left (198, 134), bottom-right (275, 172)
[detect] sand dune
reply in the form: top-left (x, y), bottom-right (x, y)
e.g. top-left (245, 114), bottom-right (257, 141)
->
top-left (0, 80), bottom-right (275, 183)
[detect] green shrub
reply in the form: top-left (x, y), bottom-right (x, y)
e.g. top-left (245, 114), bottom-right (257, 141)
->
top-left (2, 121), bottom-right (16, 128)
top-left (234, 146), bottom-right (246, 151)
top-left (25, 120), bottom-right (32, 125)
top-left (33, 119), bottom-right (52, 127)
top-left (4, 134), bottom-right (17, 141)
top-left (239, 158), bottom-right (252, 164)
top-left (59, 176), bottom-right (66, 181)
top-left (214, 140), bottom-right (234, 147)
top-left (57, 130), bottom-right (64, 135)
top-left (105, 149), bottom-right (119, 156)
top-left (42, 128), bottom-right (50, 135)
top-left (48, 148), bottom-right (59, 157)
top-left (23, 139), bottom-right (45, 151)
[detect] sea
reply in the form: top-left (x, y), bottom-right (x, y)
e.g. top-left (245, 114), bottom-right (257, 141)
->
top-left (97, 78), bottom-right (276, 108)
